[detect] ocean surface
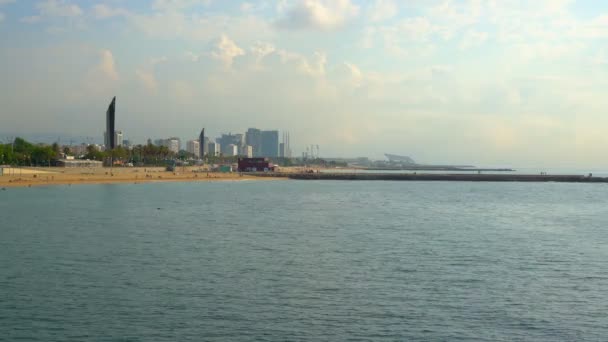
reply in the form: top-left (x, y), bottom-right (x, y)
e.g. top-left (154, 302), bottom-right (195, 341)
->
top-left (1, 180), bottom-right (607, 341)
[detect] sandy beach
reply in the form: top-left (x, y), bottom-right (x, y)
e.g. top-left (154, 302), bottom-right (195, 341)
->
top-left (0, 167), bottom-right (281, 188)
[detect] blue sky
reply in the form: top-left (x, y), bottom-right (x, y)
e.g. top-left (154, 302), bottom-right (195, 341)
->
top-left (1, 0), bottom-right (608, 167)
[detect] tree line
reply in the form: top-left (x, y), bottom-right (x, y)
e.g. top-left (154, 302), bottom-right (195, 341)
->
top-left (0, 138), bottom-right (59, 166)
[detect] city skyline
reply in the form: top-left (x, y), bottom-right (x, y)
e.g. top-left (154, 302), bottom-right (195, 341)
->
top-left (1, 1), bottom-right (608, 167)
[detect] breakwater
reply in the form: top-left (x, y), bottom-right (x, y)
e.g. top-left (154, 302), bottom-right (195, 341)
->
top-left (259, 172), bottom-right (608, 183)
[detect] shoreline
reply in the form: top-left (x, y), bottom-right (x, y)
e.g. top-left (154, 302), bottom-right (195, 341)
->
top-left (0, 167), bottom-right (282, 188)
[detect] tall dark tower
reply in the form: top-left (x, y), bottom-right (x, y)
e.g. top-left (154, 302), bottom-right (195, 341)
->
top-left (105, 96), bottom-right (116, 150)
top-left (199, 128), bottom-right (205, 160)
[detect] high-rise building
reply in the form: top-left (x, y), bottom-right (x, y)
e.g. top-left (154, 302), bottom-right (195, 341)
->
top-left (199, 129), bottom-right (206, 159)
top-left (282, 132), bottom-right (292, 158)
top-left (187, 140), bottom-right (200, 158)
top-left (241, 145), bottom-right (253, 158)
top-left (105, 96), bottom-right (116, 149)
top-left (114, 130), bottom-right (123, 147)
top-left (246, 128), bottom-right (262, 157)
top-left (217, 133), bottom-right (244, 152)
top-left (225, 144), bottom-right (238, 157)
top-left (208, 142), bottom-right (220, 157)
top-left (261, 130), bottom-right (279, 157)
top-left (167, 137), bottom-right (180, 154)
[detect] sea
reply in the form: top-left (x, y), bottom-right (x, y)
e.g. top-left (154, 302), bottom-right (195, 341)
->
top-left (1, 180), bottom-right (607, 341)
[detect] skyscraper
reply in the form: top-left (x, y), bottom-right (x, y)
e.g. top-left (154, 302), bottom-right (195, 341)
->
top-left (105, 96), bottom-right (116, 149)
top-left (167, 137), bottom-right (180, 154)
top-left (114, 130), bottom-right (123, 147)
top-left (208, 142), bottom-right (220, 157)
top-left (261, 130), bottom-right (279, 158)
top-left (199, 128), bottom-right (205, 160)
top-left (187, 140), bottom-right (200, 158)
top-left (246, 128), bottom-right (262, 157)
top-left (217, 133), bottom-right (244, 151)
top-left (281, 132), bottom-right (292, 158)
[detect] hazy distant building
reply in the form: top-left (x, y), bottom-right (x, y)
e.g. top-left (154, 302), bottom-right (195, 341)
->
top-left (241, 145), bottom-right (253, 158)
top-left (246, 128), bottom-right (262, 157)
top-left (104, 96), bottom-right (116, 149)
top-left (217, 133), bottom-right (244, 152)
top-left (225, 144), bottom-right (238, 157)
top-left (261, 130), bottom-right (279, 157)
top-left (281, 132), bottom-right (292, 158)
top-left (167, 137), bottom-right (180, 154)
top-left (208, 142), bottom-right (220, 157)
top-left (114, 130), bottom-right (123, 147)
top-left (187, 140), bottom-right (200, 158)
top-left (122, 139), bottom-right (131, 148)
top-left (199, 129), bottom-right (206, 159)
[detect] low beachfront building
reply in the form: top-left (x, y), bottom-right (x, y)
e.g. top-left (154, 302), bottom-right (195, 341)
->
top-left (56, 159), bottom-right (103, 168)
top-left (237, 157), bottom-right (274, 172)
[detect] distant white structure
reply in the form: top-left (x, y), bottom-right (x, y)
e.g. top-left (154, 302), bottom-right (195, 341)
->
top-left (208, 142), bottom-right (220, 157)
top-left (280, 132), bottom-right (292, 158)
top-left (114, 131), bottom-right (123, 147)
top-left (186, 140), bottom-right (200, 158)
top-left (226, 144), bottom-right (238, 157)
top-left (167, 137), bottom-right (180, 154)
top-left (241, 145), bottom-right (253, 158)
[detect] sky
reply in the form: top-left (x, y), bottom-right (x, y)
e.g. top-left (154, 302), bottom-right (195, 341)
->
top-left (0, 0), bottom-right (607, 167)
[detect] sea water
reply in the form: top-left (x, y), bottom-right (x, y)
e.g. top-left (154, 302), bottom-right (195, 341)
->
top-left (1, 180), bottom-right (607, 341)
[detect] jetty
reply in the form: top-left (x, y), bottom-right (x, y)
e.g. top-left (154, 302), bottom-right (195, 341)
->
top-left (258, 172), bottom-right (608, 183)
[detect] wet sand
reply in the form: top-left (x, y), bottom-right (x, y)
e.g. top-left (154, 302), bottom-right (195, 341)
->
top-left (0, 167), bottom-right (280, 188)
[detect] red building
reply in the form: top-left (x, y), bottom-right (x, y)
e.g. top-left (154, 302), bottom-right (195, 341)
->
top-left (238, 157), bottom-right (274, 172)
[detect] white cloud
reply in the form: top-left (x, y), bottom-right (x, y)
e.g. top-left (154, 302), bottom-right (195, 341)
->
top-left (93, 4), bottom-right (129, 19)
top-left (250, 41), bottom-right (276, 67)
top-left (135, 57), bottom-right (167, 93)
top-left (129, 12), bottom-right (273, 44)
top-left (136, 69), bottom-right (159, 92)
top-left (369, 0), bottom-right (397, 22)
top-left (152, 0), bottom-right (212, 11)
top-left (298, 51), bottom-right (326, 77)
top-left (276, 0), bottom-right (359, 31)
top-left (211, 35), bottom-right (245, 68)
top-left (98, 49), bottom-right (119, 81)
top-left (459, 29), bottom-right (489, 50)
top-left (36, 0), bottom-right (83, 17)
top-left (20, 16), bottom-right (41, 23)
top-left (342, 62), bottom-right (363, 87)
top-left (0, 0), bottom-right (15, 5)
top-left (240, 2), bottom-right (253, 12)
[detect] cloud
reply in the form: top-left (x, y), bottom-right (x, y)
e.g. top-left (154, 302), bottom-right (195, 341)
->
top-left (211, 35), bottom-right (245, 68)
top-left (135, 56), bottom-right (167, 93)
top-left (276, 0), bottom-right (359, 31)
top-left (0, 0), bottom-right (15, 5)
top-left (36, 0), bottom-right (83, 18)
top-left (368, 0), bottom-right (397, 22)
top-left (129, 12), bottom-right (273, 44)
top-left (152, 0), bottom-right (212, 11)
top-left (240, 2), bottom-right (253, 12)
top-left (98, 49), bottom-right (119, 81)
top-left (250, 41), bottom-right (275, 66)
top-left (20, 15), bottom-right (41, 23)
top-left (459, 29), bottom-right (489, 50)
top-left (93, 4), bottom-right (129, 19)
top-left (0, 12), bottom-right (4, 22)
